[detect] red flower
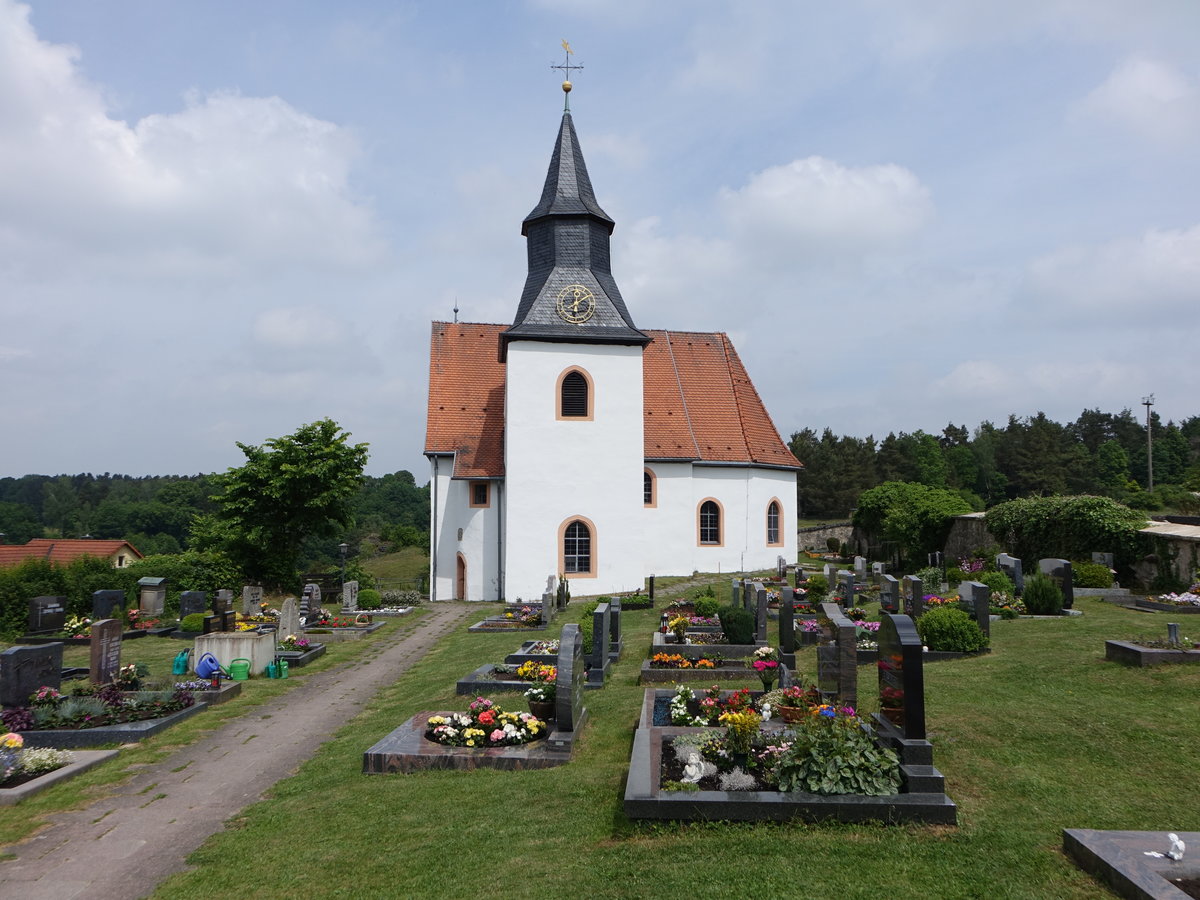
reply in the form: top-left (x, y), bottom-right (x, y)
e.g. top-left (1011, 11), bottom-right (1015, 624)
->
top-left (477, 710), bottom-right (496, 726)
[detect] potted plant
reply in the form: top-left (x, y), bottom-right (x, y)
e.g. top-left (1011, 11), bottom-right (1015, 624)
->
top-left (752, 646), bottom-right (780, 691)
top-left (667, 615), bottom-right (690, 643)
top-left (523, 682), bottom-right (556, 720)
top-left (771, 683), bottom-right (820, 723)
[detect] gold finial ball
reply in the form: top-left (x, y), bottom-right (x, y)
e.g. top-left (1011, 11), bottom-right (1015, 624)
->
top-left (562, 80), bottom-right (572, 93)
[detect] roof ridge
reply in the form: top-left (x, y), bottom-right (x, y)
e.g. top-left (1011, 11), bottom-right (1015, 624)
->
top-left (664, 332), bottom-right (702, 458)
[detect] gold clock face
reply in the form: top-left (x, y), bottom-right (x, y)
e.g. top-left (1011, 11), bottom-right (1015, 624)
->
top-left (555, 284), bottom-right (596, 323)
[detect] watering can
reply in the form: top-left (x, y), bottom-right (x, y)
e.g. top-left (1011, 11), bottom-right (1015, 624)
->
top-left (228, 658), bottom-right (251, 681)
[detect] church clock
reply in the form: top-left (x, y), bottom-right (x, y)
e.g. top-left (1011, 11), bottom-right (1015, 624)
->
top-left (555, 284), bottom-right (596, 323)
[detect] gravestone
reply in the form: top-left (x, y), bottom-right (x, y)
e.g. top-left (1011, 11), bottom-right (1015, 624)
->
top-left (216, 589), bottom-right (234, 610)
top-left (541, 589), bottom-right (556, 626)
top-left (305, 582), bottom-right (322, 605)
top-left (221, 609), bottom-right (237, 631)
top-left (741, 580), bottom-right (754, 613)
top-left (779, 587), bottom-right (796, 655)
top-left (608, 597), bottom-right (622, 662)
top-left (0, 644), bottom-right (63, 708)
top-left (997, 553), bottom-right (1024, 596)
top-left (202, 615), bottom-right (220, 635)
top-left (836, 570), bottom-right (856, 607)
top-left (871, 561), bottom-right (887, 585)
top-left (211, 592), bottom-right (230, 616)
top-left (278, 597), bottom-right (301, 638)
top-left (587, 602), bottom-right (612, 685)
top-left (793, 567), bottom-right (807, 587)
top-left (179, 591), bottom-right (207, 619)
top-left (754, 584), bottom-right (768, 642)
top-left (823, 563), bottom-right (838, 585)
top-left (299, 586), bottom-right (313, 619)
top-left (28, 596), bottom-right (67, 633)
top-left (89, 619), bottom-right (123, 684)
top-left (242, 584), bottom-right (264, 616)
top-left (647, 574), bottom-right (655, 605)
top-left (1092, 551), bottom-right (1114, 569)
top-left (730, 579), bottom-right (739, 606)
top-left (778, 556), bottom-right (787, 580)
top-left (854, 556), bottom-right (867, 580)
top-left (901, 575), bottom-right (924, 618)
top-left (816, 602), bottom-right (857, 709)
top-left (1039, 558), bottom-right (1075, 610)
top-left (556, 576), bottom-right (570, 610)
top-left (958, 581), bottom-right (991, 637)
top-left (876, 612), bottom-right (926, 740)
top-left (554, 624), bottom-right (586, 733)
top-left (92, 589), bottom-right (125, 620)
top-left (879, 575), bottom-right (900, 613)
top-left (342, 580), bottom-right (360, 611)
top-left (137, 577), bottom-right (167, 616)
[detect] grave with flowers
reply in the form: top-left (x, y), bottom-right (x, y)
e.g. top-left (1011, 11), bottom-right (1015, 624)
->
top-left (363, 624), bottom-right (587, 772)
top-left (623, 611), bottom-right (955, 824)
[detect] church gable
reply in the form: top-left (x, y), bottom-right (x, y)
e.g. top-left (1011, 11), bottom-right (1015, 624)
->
top-left (425, 322), bottom-right (506, 478)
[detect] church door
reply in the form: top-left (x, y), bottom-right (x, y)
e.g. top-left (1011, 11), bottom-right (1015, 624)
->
top-left (456, 554), bottom-right (467, 601)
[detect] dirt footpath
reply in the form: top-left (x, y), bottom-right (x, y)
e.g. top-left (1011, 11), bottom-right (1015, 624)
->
top-left (0, 602), bottom-right (476, 900)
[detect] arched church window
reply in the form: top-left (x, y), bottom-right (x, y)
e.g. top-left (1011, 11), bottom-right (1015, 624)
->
top-left (767, 500), bottom-right (781, 546)
top-left (563, 520), bottom-right (592, 573)
top-left (698, 499), bottom-right (722, 545)
top-left (644, 469), bottom-right (655, 506)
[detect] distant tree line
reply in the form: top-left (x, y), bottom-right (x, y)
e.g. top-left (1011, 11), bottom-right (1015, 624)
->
top-left (790, 407), bottom-right (1200, 519)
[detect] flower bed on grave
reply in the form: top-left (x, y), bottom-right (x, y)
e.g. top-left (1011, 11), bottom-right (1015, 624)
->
top-left (1105, 638), bottom-right (1200, 667)
top-left (425, 697), bottom-right (548, 748)
top-left (649, 631), bottom-right (766, 658)
top-left (1, 732), bottom-right (118, 805)
top-left (467, 605), bottom-right (548, 632)
top-left (504, 639), bottom-right (559, 666)
top-left (456, 661), bottom-right (557, 695)
top-left (275, 634), bottom-right (327, 666)
top-left (1135, 588), bottom-right (1200, 613)
top-left (624, 687), bottom-right (956, 824)
top-left (1, 685), bottom-right (206, 748)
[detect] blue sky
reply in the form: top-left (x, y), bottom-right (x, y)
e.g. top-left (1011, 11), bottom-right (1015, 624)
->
top-left (2, 0), bottom-right (1197, 478)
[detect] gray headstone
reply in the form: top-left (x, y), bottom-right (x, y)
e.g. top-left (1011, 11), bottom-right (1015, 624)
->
top-left (854, 556), bottom-right (867, 579)
top-left (997, 553), bottom-right (1024, 595)
top-left (836, 570), bottom-right (856, 607)
top-left (779, 587), bottom-right (796, 654)
top-left (730, 579), bottom-right (740, 607)
top-left (554, 624), bottom-right (586, 732)
top-left (1039, 558), bottom-right (1075, 610)
top-left (278, 597), bottom-right (301, 638)
top-left (778, 556), bottom-right (787, 580)
top-left (541, 590), bottom-right (555, 626)
top-left (342, 580), bottom-right (360, 611)
top-left (754, 585), bottom-right (768, 642)
top-left (92, 589), bottom-right (125, 620)
top-left (608, 597), bottom-right (622, 661)
top-left (879, 575), bottom-right (900, 613)
top-left (871, 561), bottom-right (886, 585)
top-left (179, 591), bottom-right (207, 619)
top-left (877, 612), bottom-right (926, 740)
top-left (823, 563), bottom-right (838, 584)
top-left (28, 596), bottom-right (67, 633)
top-left (742, 580), bottom-right (753, 612)
top-left (901, 575), bottom-right (925, 618)
top-left (958, 581), bottom-right (991, 637)
top-left (0, 643), bottom-right (63, 708)
top-left (242, 584), bottom-right (264, 615)
top-left (793, 567), bottom-right (807, 588)
top-left (816, 602), bottom-right (857, 708)
top-left (1092, 551), bottom-right (1114, 569)
top-left (89, 619), bottom-right (123, 684)
top-left (216, 589), bottom-right (234, 607)
top-left (138, 579), bottom-right (166, 616)
top-left (590, 602), bottom-right (611, 673)
top-left (305, 582), bottom-right (322, 604)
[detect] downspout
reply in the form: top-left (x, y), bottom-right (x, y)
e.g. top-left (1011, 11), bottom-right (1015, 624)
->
top-left (430, 456), bottom-right (438, 602)
top-left (496, 481), bottom-right (504, 602)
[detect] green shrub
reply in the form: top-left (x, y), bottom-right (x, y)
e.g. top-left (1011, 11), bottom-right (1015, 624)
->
top-left (1071, 561), bottom-right (1113, 589)
top-left (180, 613), bottom-right (206, 632)
top-left (580, 600), bottom-right (600, 655)
top-left (1022, 573), bottom-right (1063, 615)
top-left (694, 596), bottom-right (720, 618)
top-left (716, 604), bottom-right (755, 645)
top-left (805, 573), bottom-right (828, 595)
top-left (826, 538), bottom-right (840, 552)
top-left (774, 714), bottom-right (901, 795)
top-left (916, 607), bottom-right (989, 652)
top-left (978, 570), bottom-right (1015, 597)
top-left (915, 567), bottom-right (942, 590)
top-left (357, 588), bottom-right (381, 609)
top-left (946, 567), bottom-right (967, 587)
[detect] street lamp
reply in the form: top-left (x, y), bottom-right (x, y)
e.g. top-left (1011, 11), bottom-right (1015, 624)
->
top-left (338, 542), bottom-right (349, 588)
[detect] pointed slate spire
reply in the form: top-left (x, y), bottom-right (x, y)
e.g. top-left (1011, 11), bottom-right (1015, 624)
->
top-left (501, 111), bottom-right (649, 351)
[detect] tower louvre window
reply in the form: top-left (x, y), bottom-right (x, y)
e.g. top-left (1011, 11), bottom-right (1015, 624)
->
top-left (561, 371), bottom-right (588, 417)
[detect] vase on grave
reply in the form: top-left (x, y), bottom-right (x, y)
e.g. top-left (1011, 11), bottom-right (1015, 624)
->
top-left (776, 706), bottom-right (807, 724)
top-left (528, 700), bottom-right (555, 721)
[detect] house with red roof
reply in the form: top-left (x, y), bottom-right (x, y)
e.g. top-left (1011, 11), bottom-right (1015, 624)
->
top-left (0, 538), bottom-right (143, 569)
top-left (425, 94), bottom-right (800, 601)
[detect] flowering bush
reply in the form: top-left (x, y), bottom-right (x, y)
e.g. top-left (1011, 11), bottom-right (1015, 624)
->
top-left (2, 734), bottom-right (73, 785)
top-left (425, 697), bottom-right (547, 748)
top-left (766, 683), bottom-right (821, 711)
top-left (515, 661), bottom-right (557, 682)
top-left (30, 687), bottom-right (63, 707)
top-left (1, 732), bottom-right (21, 782)
top-left (174, 680), bottom-right (213, 691)
top-left (524, 682), bottom-right (556, 703)
top-left (800, 619), bottom-right (823, 633)
top-left (116, 663), bottom-right (148, 691)
top-left (278, 635), bottom-right (311, 651)
top-left (845, 607), bottom-right (868, 621)
top-left (63, 615), bottom-right (92, 638)
top-left (751, 646), bottom-right (780, 689)
top-left (650, 653), bottom-right (716, 669)
top-left (1151, 591), bottom-right (1200, 608)
top-left (718, 709), bottom-right (762, 754)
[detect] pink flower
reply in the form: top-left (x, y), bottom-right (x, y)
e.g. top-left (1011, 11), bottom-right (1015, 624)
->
top-left (752, 660), bottom-right (778, 672)
top-left (490, 729), bottom-right (505, 742)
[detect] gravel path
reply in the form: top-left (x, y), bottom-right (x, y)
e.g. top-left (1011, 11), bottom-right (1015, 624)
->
top-left (0, 602), bottom-right (477, 900)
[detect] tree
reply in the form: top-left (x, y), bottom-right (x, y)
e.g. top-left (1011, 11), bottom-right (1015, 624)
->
top-left (191, 419), bottom-right (369, 588)
top-left (853, 481), bottom-right (972, 567)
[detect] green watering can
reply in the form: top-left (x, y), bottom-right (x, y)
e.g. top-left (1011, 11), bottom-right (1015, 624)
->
top-left (228, 658), bottom-right (251, 681)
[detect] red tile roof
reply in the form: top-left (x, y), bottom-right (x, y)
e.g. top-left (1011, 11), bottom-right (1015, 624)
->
top-left (425, 323), bottom-right (801, 477)
top-left (0, 539), bottom-right (143, 568)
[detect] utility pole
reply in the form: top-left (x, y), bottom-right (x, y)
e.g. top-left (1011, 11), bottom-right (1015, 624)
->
top-left (1142, 394), bottom-right (1155, 491)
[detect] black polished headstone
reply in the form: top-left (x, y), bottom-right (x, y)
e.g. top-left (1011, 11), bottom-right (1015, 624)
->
top-left (0, 643), bottom-right (63, 707)
top-left (179, 591), bottom-right (207, 619)
top-left (1039, 558), bottom-right (1075, 610)
top-left (879, 575), bottom-right (900, 613)
top-left (779, 587), bottom-right (796, 654)
top-left (92, 589), bottom-right (125, 620)
top-left (648, 574), bottom-right (655, 605)
top-left (836, 570), bottom-right (856, 607)
top-left (28, 596), bottom-right (67, 633)
top-left (590, 603), bottom-right (611, 673)
top-left (754, 585), bottom-right (768, 642)
top-left (555, 624), bottom-right (585, 732)
top-left (608, 597), bottom-right (622, 661)
top-left (1092, 552), bottom-right (1114, 569)
top-left (877, 613), bottom-right (926, 740)
top-left (202, 615), bottom-right (219, 635)
top-left (901, 576), bottom-right (924, 618)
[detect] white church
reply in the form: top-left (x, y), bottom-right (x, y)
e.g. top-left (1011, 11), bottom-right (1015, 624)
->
top-left (424, 97), bottom-right (801, 602)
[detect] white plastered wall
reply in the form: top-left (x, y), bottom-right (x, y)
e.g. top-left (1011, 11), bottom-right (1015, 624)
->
top-left (503, 341), bottom-right (645, 599)
top-left (428, 458), bottom-right (502, 602)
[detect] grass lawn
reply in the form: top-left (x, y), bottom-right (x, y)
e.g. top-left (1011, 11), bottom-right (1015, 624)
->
top-left (120, 591), bottom-right (1200, 899)
top-left (360, 546), bottom-right (429, 585)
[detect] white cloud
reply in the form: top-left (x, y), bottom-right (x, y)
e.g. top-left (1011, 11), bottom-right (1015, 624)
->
top-left (718, 157), bottom-right (932, 257)
top-left (1028, 225), bottom-right (1200, 314)
top-left (1077, 58), bottom-right (1200, 145)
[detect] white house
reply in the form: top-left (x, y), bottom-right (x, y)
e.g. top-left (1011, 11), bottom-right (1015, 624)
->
top-left (424, 102), bottom-right (801, 601)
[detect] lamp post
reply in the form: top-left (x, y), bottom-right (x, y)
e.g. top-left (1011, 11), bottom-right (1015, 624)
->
top-left (338, 542), bottom-right (349, 589)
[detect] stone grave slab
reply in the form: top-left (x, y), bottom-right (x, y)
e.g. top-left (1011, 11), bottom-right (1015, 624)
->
top-left (608, 597), bottom-right (623, 661)
top-left (0, 643), bottom-right (63, 708)
top-left (837, 570), bottom-right (856, 607)
top-left (342, 580), bottom-right (360, 611)
top-left (278, 597), bottom-right (301, 638)
top-left (754, 584), bottom-right (768, 642)
top-left (779, 587), bottom-right (796, 655)
top-left (1063, 829), bottom-right (1200, 900)
top-left (28, 596), bottom-right (67, 633)
top-left (586, 603), bottom-right (612, 686)
top-left (875, 613), bottom-right (926, 740)
top-left (242, 584), bottom-right (264, 615)
top-left (137, 577), bottom-right (166, 616)
top-left (551, 623), bottom-right (588, 749)
top-left (816, 602), bottom-right (857, 709)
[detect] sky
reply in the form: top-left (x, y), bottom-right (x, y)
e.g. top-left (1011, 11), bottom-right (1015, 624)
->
top-left (2, 0), bottom-right (1197, 480)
